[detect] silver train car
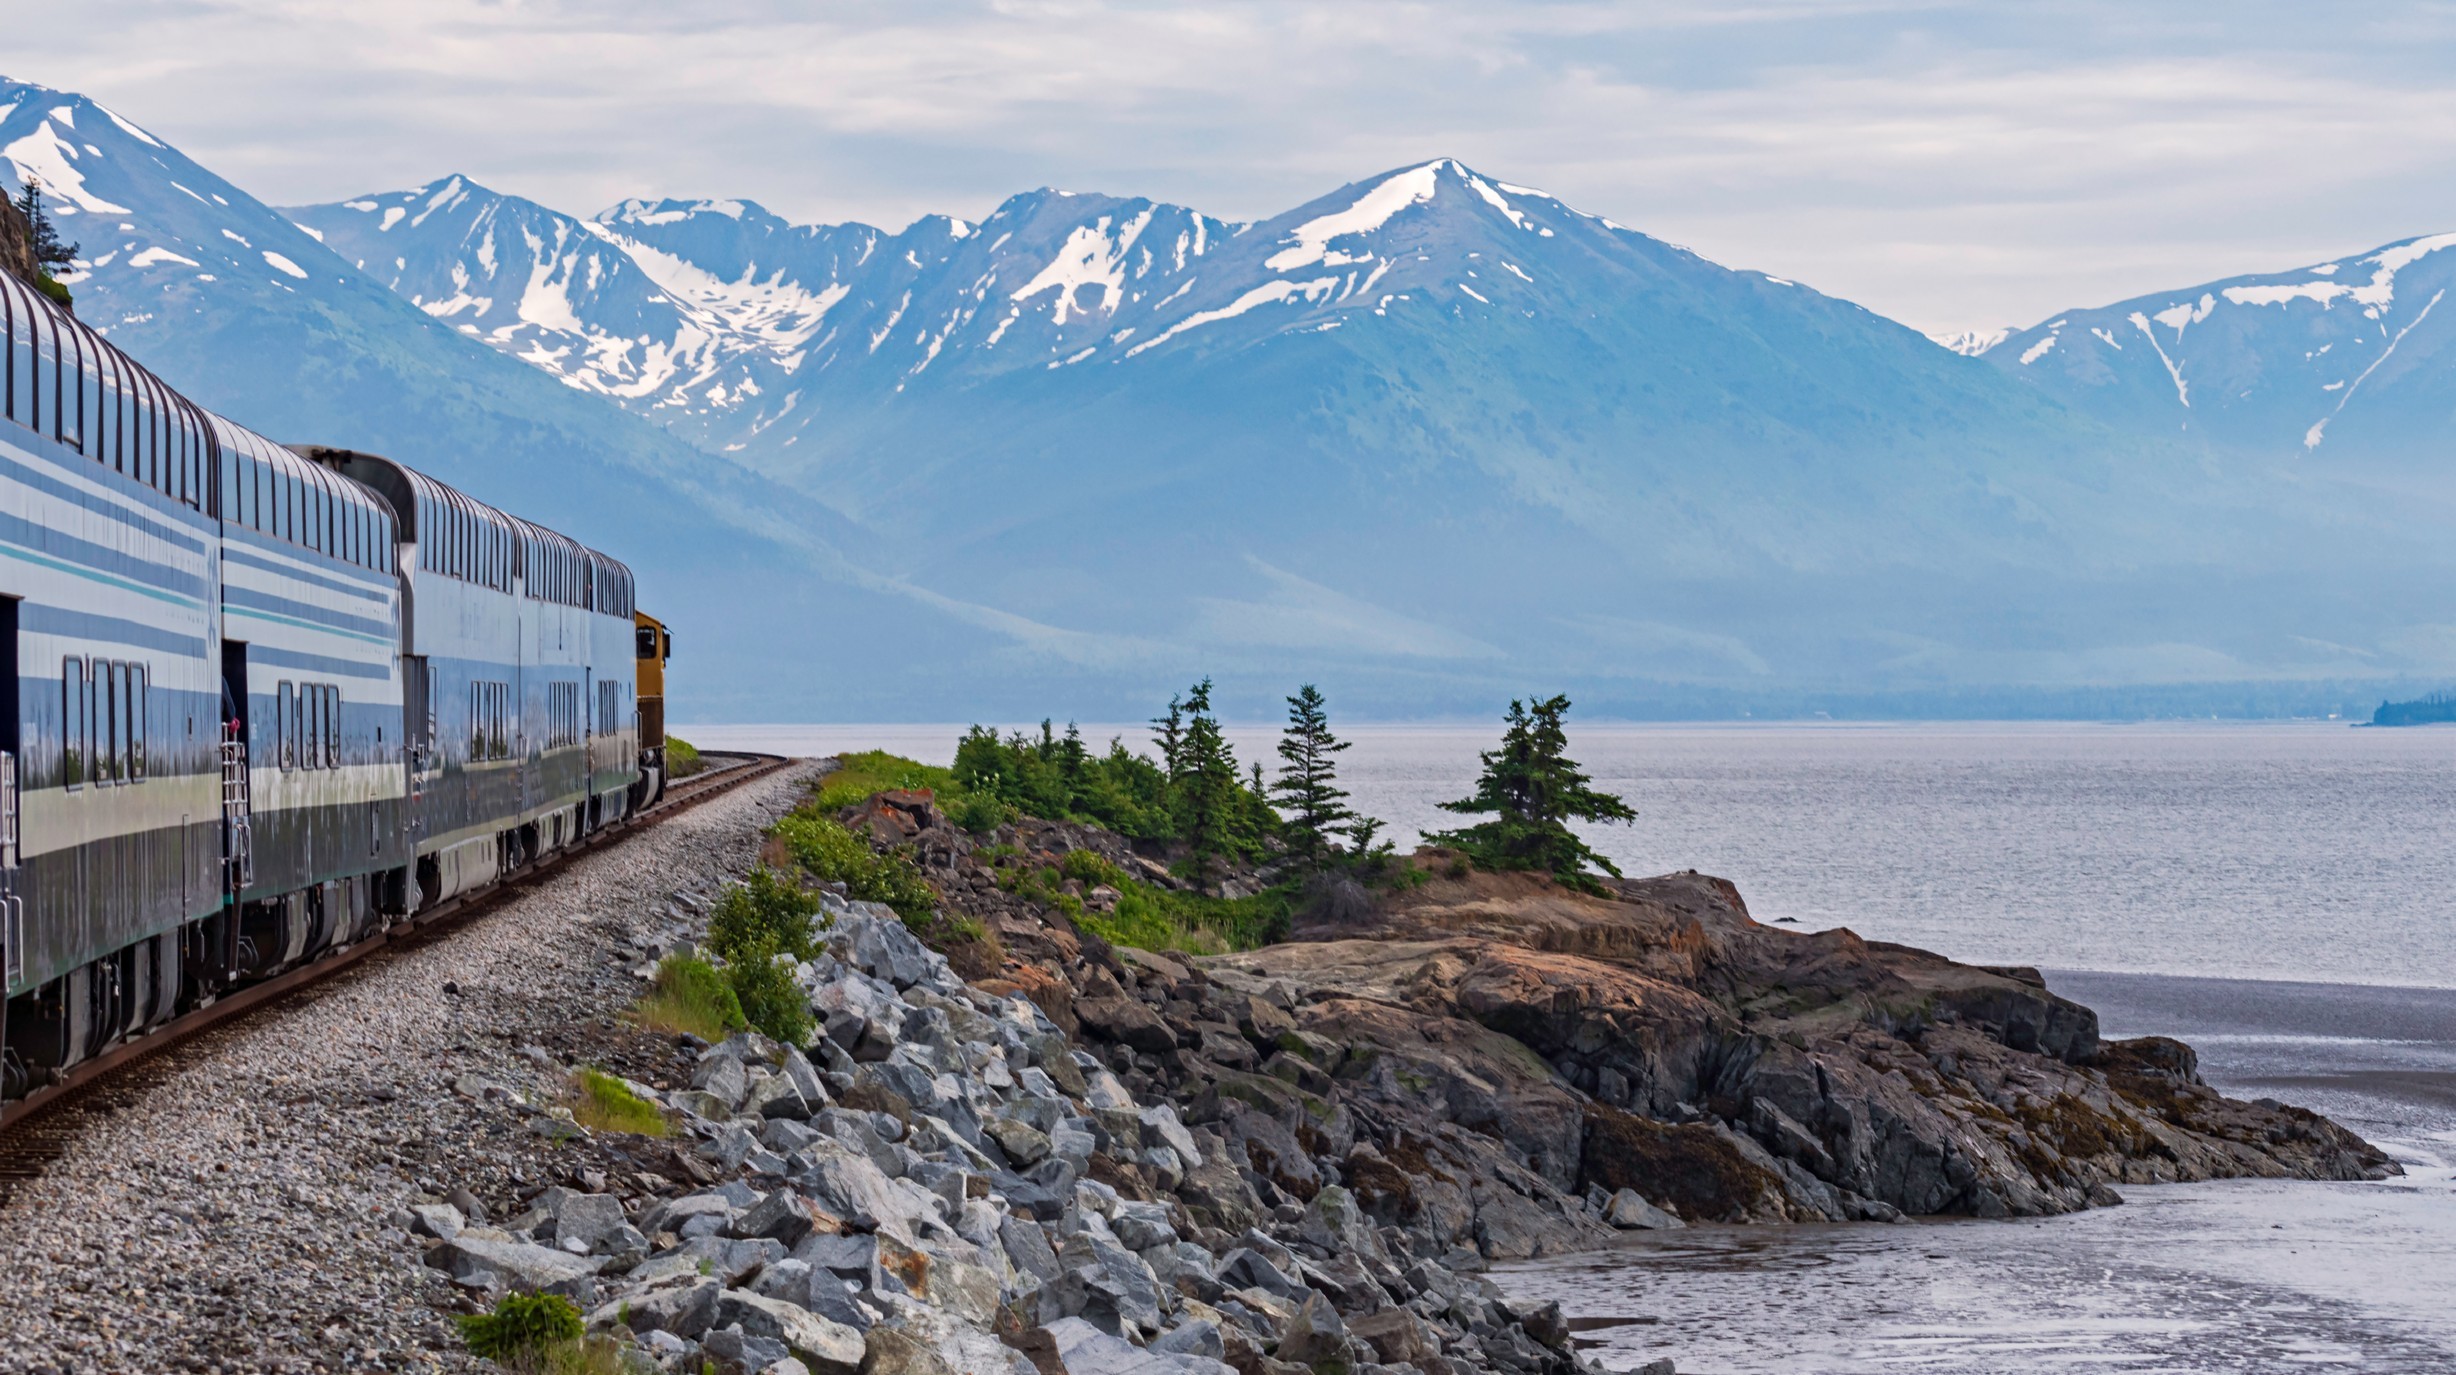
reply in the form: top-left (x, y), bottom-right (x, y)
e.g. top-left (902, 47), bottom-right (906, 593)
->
top-left (0, 270), bottom-right (660, 1095)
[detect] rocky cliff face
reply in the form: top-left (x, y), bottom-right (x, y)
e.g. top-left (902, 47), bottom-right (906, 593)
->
top-left (894, 800), bottom-right (2393, 1243)
top-left (0, 191), bottom-right (41, 291)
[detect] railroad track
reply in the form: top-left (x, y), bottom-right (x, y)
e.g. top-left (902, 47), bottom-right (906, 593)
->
top-left (0, 750), bottom-right (796, 1201)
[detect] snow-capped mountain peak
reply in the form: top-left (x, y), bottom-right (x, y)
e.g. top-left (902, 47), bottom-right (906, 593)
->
top-left (1988, 229), bottom-right (2456, 460)
top-left (1929, 327), bottom-right (2011, 356)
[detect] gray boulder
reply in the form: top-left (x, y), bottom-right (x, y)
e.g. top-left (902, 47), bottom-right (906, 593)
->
top-left (1275, 1292), bottom-right (1348, 1367)
top-left (1604, 1188), bottom-right (1686, 1230)
top-left (1136, 1106), bottom-right (1203, 1167)
top-left (426, 1235), bottom-right (604, 1302)
top-left (694, 1054), bottom-right (751, 1110)
top-left (986, 1117), bottom-right (1053, 1167)
top-left (715, 1290), bottom-right (866, 1374)
top-left (730, 1189), bottom-right (839, 1246)
top-left (408, 1202), bottom-right (464, 1240)
top-left (1041, 1317), bottom-right (1236, 1375)
top-left (1001, 1215), bottom-right (1064, 1286)
top-left (592, 1277), bottom-right (719, 1338)
top-left (750, 1070), bottom-right (814, 1121)
top-left (800, 1154), bottom-right (911, 1234)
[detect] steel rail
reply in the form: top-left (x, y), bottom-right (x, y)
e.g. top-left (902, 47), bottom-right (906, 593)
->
top-left (0, 751), bottom-right (795, 1192)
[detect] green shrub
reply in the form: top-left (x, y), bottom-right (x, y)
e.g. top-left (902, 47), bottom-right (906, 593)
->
top-left (724, 938), bottom-right (812, 1047)
top-left (813, 749), bottom-right (961, 814)
top-left (570, 1068), bottom-right (667, 1137)
top-left (666, 735), bottom-right (704, 780)
top-left (1060, 849), bottom-right (1129, 887)
top-left (457, 1291), bottom-right (583, 1363)
top-left (706, 867), bottom-right (825, 964)
top-left (1004, 851), bottom-right (1285, 955)
top-left (634, 954), bottom-right (747, 1043)
top-left (773, 813), bottom-right (939, 928)
top-left (947, 790), bottom-right (1013, 834)
top-left (952, 723), bottom-right (1179, 841)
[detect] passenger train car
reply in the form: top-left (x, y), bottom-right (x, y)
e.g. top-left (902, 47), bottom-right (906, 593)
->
top-left (0, 269), bottom-right (667, 1096)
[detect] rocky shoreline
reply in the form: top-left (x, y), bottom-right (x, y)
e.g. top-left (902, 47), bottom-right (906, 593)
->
top-left (0, 757), bottom-right (2395, 1375)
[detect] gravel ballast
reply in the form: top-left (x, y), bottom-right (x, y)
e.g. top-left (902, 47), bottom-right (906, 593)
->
top-left (0, 763), bottom-right (813, 1375)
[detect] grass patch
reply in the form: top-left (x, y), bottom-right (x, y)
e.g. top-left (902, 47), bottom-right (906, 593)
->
top-left (570, 1068), bottom-right (668, 1137)
top-left (813, 749), bottom-right (961, 814)
top-left (998, 848), bottom-right (1286, 954)
top-left (634, 954), bottom-right (747, 1043)
top-left (774, 811), bottom-right (939, 927)
top-left (665, 735), bottom-right (704, 780)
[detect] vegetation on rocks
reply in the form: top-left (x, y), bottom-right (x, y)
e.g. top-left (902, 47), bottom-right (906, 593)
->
top-left (772, 809), bottom-right (940, 928)
top-left (663, 734), bottom-right (703, 780)
top-left (455, 1290), bottom-right (582, 1363)
top-left (1428, 693), bottom-right (1636, 890)
top-left (998, 845), bottom-right (1289, 954)
top-left (726, 938), bottom-right (813, 1046)
top-left (810, 747), bottom-right (959, 813)
top-left (633, 952), bottom-right (746, 1043)
top-left (704, 865), bottom-right (825, 963)
top-left (567, 1068), bottom-right (667, 1137)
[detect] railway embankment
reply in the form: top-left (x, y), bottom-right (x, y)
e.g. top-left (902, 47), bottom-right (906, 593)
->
top-left (0, 762), bottom-right (814, 1373)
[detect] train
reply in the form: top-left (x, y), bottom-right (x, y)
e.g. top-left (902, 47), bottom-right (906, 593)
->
top-left (0, 266), bottom-right (671, 1099)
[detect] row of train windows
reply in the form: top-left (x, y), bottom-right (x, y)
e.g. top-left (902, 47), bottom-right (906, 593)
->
top-left (62, 657), bottom-right (150, 790)
top-left (545, 682), bottom-right (581, 749)
top-left (221, 451), bottom-right (393, 572)
top-left (470, 681), bottom-right (513, 762)
top-left (418, 494), bottom-right (516, 592)
top-left (3, 278), bottom-right (208, 509)
top-left (276, 682), bottom-right (343, 772)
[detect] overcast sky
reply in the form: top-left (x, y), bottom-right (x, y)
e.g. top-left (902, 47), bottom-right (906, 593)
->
top-left (13, 0), bottom-right (2456, 334)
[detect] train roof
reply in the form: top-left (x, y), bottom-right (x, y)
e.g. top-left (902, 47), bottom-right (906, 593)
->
top-left (300, 446), bottom-right (634, 614)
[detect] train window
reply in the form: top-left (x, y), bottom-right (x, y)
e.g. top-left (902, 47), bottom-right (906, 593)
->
top-left (325, 685), bottom-right (341, 768)
top-left (61, 657), bottom-right (86, 790)
top-left (106, 662), bottom-right (129, 785)
top-left (131, 665), bottom-right (148, 781)
top-left (277, 681), bottom-right (295, 772)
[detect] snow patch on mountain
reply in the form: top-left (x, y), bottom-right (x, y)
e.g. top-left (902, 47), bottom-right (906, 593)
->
top-left (1265, 161), bottom-right (1440, 271)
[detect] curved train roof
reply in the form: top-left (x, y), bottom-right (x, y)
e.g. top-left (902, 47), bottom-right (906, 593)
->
top-left (302, 446), bottom-right (634, 616)
top-left (5, 269), bottom-right (625, 602)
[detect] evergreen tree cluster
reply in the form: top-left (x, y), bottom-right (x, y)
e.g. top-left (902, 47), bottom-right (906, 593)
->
top-left (10, 178), bottom-right (78, 308)
top-left (952, 683), bottom-right (1635, 895)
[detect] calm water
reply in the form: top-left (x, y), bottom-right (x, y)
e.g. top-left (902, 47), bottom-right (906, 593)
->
top-left (684, 721), bottom-right (2456, 987)
top-left (693, 720), bottom-right (2456, 1370)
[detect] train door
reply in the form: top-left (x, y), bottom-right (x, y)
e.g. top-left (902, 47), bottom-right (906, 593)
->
top-left (582, 667), bottom-right (594, 816)
top-left (0, 596), bottom-right (22, 995)
top-left (217, 641), bottom-right (253, 901)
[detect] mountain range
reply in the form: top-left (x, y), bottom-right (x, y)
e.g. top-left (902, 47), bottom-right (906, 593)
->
top-left (10, 73), bottom-right (2456, 719)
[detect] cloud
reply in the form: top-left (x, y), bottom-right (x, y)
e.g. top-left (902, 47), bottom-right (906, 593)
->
top-left (15, 1), bottom-right (2456, 331)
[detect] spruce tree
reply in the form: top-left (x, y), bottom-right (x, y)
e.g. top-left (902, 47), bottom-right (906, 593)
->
top-left (1152, 693), bottom-right (1187, 781)
top-left (1172, 678), bottom-right (1244, 880)
top-left (16, 178), bottom-right (77, 272)
top-left (1272, 684), bottom-right (1357, 874)
top-left (1428, 694), bottom-right (1634, 886)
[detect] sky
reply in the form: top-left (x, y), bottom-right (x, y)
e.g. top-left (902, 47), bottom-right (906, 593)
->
top-left (10, 1), bottom-right (2456, 335)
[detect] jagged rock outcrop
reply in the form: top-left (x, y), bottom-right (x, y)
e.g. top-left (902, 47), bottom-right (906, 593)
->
top-left (866, 791), bottom-right (2393, 1244)
top-left (1197, 868), bottom-right (2394, 1223)
top-left (0, 191), bottom-right (42, 292)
